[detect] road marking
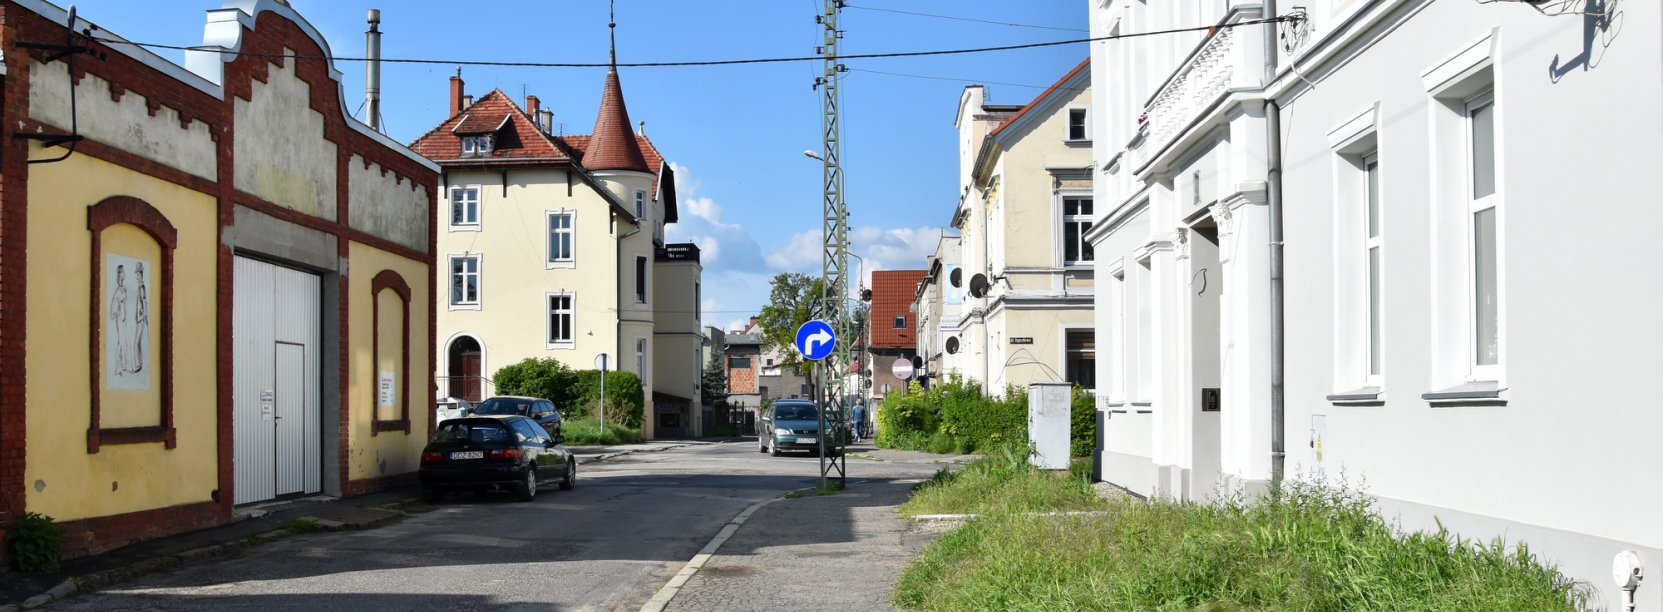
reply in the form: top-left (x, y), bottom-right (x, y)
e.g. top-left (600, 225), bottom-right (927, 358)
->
top-left (638, 486), bottom-right (813, 612)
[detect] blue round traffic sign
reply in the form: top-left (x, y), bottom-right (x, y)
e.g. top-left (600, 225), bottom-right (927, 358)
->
top-left (794, 320), bottom-right (837, 361)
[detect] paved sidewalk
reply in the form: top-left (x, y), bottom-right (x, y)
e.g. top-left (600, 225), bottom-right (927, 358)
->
top-left (663, 452), bottom-right (947, 611)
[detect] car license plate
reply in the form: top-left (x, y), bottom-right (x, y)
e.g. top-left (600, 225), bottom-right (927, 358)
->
top-left (450, 451), bottom-right (484, 460)
top-left (796, 438), bottom-right (817, 445)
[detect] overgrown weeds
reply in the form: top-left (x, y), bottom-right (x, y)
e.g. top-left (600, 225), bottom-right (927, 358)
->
top-left (895, 473), bottom-right (1588, 611)
top-left (900, 444), bottom-right (1103, 517)
top-left (560, 417), bottom-right (643, 445)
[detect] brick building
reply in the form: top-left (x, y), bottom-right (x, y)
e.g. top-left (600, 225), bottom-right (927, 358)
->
top-left (865, 270), bottom-right (926, 405)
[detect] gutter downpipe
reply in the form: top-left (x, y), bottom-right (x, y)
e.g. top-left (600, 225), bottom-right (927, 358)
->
top-left (1263, 0), bottom-right (1287, 490)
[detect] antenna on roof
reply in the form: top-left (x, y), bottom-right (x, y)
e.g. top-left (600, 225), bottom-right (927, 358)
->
top-left (608, 0), bottom-right (617, 69)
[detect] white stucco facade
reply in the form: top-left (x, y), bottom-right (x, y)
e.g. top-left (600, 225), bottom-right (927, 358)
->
top-left (1089, 0), bottom-right (1663, 606)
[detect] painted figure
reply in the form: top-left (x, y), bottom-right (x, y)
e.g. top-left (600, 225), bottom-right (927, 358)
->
top-left (110, 264), bottom-right (130, 375)
top-left (133, 263), bottom-right (149, 373)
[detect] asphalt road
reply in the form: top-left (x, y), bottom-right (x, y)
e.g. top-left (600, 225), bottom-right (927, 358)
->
top-left (51, 440), bottom-right (945, 612)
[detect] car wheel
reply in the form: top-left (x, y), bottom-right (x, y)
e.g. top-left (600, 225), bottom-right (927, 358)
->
top-left (758, 437), bottom-right (767, 453)
top-left (421, 487), bottom-right (444, 503)
top-left (559, 461), bottom-right (576, 491)
top-left (516, 468), bottom-right (537, 502)
top-left (769, 441), bottom-right (781, 457)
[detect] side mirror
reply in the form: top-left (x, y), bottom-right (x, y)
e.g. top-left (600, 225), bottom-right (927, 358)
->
top-left (550, 435), bottom-right (565, 445)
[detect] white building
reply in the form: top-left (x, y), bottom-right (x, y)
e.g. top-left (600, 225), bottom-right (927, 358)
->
top-left (1088, 0), bottom-right (1662, 606)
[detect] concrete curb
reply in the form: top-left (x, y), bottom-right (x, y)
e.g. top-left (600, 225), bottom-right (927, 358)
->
top-left (638, 486), bottom-right (815, 612)
top-left (909, 510), bottom-right (1110, 521)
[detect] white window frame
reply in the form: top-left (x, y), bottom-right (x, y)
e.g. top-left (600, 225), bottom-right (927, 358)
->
top-left (1060, 192), bottom-right (1094, 267)
top-left (636, 338), bottom-right (648, 387)
top-left (447, 253), bottom-right (482, 311)
top-left (546, 292), bottom-right (575, 349)
top-left (1108, 264), bottom-right (1127, 404)
top-left (1363, 153), bottom-right (1383, 386)
top-left (449, 186), bottom-right (481, 231)
top-left (634, 190), bottom-right (647, 221)
top-left (1133, 256), bottom-right (1154, 403)
top-left (461, 136), bottom-right (476, 155)
top-left (546, 209), bottom-right (576, 269)
top-left (1464, 91), bottom-right (1502, 380)
top-left (1060, 324), bottom-right (1096, 394)
top-left (635, 256), bottom-right (649, 304)
top-left (1065, 106), bottom-right (1090, 142)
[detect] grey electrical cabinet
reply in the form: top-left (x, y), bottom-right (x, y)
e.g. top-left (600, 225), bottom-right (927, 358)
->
top-left (1027, 382), bottom-right (1072, 470)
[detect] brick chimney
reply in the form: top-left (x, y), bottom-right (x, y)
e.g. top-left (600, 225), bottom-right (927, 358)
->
top-left (526, 95), bottom-right (540, 119)
top-left (449, 73), bottom-right (465, 117)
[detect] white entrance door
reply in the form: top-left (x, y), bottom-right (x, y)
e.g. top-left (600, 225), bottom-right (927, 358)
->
top-left (234, 256), bottom-right (322, 504)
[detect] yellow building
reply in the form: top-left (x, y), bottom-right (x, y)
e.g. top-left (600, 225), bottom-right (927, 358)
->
top-left (0, 0), bottom-right (438, 558)
top-left (947, 60), bottom-right (1097, 393)
top-left (412, 55), bottom-right (704, 440)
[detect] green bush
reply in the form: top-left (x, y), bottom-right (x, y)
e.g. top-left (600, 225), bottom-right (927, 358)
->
top-left (492, 357), bottom-right (581, 408)
top-left (1070, 387), bottom-right (1096, 457)
top-left (8, 512), bottom-right (63, 573)
top-left (876, 377), bottom-right (1026, 454)
top-left (571, 370), bottom-right (644, 428)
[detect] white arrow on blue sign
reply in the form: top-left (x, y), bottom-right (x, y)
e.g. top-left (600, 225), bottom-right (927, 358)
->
top-left (794, 319), bottom-right (837, 361)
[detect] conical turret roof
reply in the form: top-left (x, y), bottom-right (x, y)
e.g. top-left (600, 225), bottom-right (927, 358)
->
top-left (584, 64), bottom-right (651, 173)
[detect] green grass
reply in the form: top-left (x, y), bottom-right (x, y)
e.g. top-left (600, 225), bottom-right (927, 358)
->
top-left (894, 473), bottom-right (1588, 611)
top-left (560, 417), bottom-right (643, 445)
top-left (284, 519), bottom-right (326, 534)
top-left (900, 445), bottom-right (1105, 517)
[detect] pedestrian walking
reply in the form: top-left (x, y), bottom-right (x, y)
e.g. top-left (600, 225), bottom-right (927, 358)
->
top-left (852, 401), bottom-right (867, 441)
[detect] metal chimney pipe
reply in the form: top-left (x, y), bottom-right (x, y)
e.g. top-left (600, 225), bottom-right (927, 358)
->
top-left (365, 9), bottom-right (383, 132)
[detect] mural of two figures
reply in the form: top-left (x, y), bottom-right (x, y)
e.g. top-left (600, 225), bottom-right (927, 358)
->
top-left (106, 252), bottom-right (152, 391)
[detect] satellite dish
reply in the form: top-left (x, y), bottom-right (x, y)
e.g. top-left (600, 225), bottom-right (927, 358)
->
top-left (945, 336), bottom-right (960, 354)
top-left (968, 273), bottom-right (990, 298)
top-left (949, 267), bottom-right (963, 288)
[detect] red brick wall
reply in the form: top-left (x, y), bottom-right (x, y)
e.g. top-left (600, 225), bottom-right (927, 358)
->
top-left (870, 270), bottom-right (926, 349)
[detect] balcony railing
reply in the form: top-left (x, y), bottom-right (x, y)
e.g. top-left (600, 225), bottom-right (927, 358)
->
top-left (1141, 11), bottom-right (1254, 160)
top-left (657, 242), bottom-right (701, 263)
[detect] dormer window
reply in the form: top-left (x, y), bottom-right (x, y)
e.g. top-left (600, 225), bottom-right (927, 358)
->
top-left (461, 134), bottom-right (494, 156)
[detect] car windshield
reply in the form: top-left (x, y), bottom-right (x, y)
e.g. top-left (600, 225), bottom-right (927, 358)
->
top-left (431, 421), bottom-right (511, 445)
top-left (473, 398), bottom-right (533, 417)
top-left (773, 403), bottom-right (818, 421)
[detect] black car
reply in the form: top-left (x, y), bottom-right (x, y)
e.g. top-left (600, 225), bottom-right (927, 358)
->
top-left (418, 415), bottom-right (575, 502)
top-left (469, 396), bottom-right (563, 435)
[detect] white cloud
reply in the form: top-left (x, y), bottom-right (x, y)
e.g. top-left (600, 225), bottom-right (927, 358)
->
top-left (765, 225), bottom-right (944, 286)
top-left (664, 164), bottom-right (766, 273)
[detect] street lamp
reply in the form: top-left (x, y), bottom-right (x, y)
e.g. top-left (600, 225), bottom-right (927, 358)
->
top-left (803, 149), bottom-right (823, 160)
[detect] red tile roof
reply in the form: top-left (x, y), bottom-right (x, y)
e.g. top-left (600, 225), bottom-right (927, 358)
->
top-left (989, 57), bottom-right (1090, 139)
top-left (870, 270), bottom-right (927, 349)
top-left (408, 89), bottom-right (568, 161)
top-left (584, 69), bottom-right (651, 173)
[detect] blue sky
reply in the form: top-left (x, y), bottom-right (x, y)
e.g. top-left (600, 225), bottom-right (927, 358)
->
top-left (65, 0), bottom-right (1088, 332)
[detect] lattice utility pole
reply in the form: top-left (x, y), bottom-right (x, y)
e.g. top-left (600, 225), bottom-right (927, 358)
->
top-left (814, 0), bottom-right (849, 487)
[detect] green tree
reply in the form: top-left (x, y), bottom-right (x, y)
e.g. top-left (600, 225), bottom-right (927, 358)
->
top-left (757, 272), bottom-right (825, 374)
top-left (701, 351), bottom-right (729, 405)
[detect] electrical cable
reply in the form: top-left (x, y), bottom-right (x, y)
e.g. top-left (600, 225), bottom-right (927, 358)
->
top-left (88, 16), bottom-right (1297, 70)
top-left (843, 4), bottom-right (1089, 33)
top-left (849, 68), bottom-right (1087, 92)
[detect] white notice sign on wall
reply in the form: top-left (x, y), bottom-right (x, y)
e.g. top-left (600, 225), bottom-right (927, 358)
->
top-left (378, 371), bottom-right (396, 408)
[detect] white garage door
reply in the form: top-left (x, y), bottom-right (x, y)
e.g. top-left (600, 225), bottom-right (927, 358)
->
top-left (233, 256), bottom-right (322, 504)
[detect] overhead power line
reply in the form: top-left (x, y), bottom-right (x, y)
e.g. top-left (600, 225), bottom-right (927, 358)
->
top-left (843, 3), bottom-right (1090, 33)
top-left (88, 16), bottom-right (1296, 70)
top-left (851, 68), bottom-right (1087, 92)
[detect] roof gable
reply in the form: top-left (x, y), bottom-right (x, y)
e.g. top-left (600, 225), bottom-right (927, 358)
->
top-left (989, 58), bottom-right (1090, 141)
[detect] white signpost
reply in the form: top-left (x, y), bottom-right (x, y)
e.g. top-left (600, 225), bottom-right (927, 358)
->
top-left (595, 354), bottom-right (609, 436)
